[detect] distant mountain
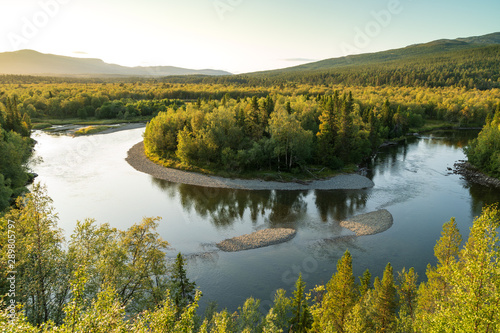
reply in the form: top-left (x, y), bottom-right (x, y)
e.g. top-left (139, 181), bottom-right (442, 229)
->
top-left (0, 50), bottom-right (232, 77)
top-left (250, 32), bottom-right (500, 76)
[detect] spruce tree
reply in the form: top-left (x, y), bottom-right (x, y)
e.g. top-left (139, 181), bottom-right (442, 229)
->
top-left (372, 263), bottom-right (397, 332)
top-left (313, 250), bottom-right (357, 333)
top-left (290, 274), bottom-right (312, 332)
top-left (170, 252), bottom-right (196, 311)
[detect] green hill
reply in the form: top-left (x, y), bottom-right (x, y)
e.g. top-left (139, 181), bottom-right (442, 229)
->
top-left (156, 32), bottom-right (500, 90)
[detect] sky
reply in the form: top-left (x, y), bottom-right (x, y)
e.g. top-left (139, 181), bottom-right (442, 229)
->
top-left (1, 0), bottom-right (500, 74)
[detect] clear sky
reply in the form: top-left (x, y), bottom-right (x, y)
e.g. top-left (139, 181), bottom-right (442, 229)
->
top-left (1, 0), bottom-right (499, 73)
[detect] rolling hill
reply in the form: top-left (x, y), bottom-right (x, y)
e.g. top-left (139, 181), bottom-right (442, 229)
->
top-left (0, 50), bottom-right (232, 77)
top-left (250, 32), bottom-right (500, 76)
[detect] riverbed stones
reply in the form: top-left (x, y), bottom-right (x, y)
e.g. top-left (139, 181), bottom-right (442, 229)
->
top-left (340, 209), bottom-right (393, 236)
top-left (216, 228), bottom-right (297, 252)
top-left (126, 141), bottom-right (375, 190)
top-left (453, 160), bottom-right (500, 188)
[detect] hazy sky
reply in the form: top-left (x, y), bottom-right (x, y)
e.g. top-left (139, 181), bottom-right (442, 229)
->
top-left (1, 0), bottom-right (499, 73)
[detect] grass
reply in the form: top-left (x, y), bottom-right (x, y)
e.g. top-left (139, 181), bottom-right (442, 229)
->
top-left (31, 116), bottom-right (151, 127)
top-left (410, 120), bottom-right (458, 133)
top-left (72, 125), bottom-right (114, 136)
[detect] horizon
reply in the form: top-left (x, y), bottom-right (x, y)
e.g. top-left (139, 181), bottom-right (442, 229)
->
top-left (1, 0), bottom-right (500, 74)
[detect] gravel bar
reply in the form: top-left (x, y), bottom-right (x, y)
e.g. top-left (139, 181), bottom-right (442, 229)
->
top-left (340, 209), bottom-right (393, 236)
top-left (216, 228), bottom-right (297, 252)
top-left (126, 141), bottom-right (375, 190)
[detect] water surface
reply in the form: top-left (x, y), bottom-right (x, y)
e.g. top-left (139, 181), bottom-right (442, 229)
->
top-left (30, 128), bottom-right (499, 312)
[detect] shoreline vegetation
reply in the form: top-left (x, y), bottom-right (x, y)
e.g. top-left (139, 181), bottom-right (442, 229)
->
top-left (126, 141), bottom-right (375, 190)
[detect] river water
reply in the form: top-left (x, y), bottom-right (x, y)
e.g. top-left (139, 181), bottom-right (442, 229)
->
top-left (29, 128), bottom-right (500, 312)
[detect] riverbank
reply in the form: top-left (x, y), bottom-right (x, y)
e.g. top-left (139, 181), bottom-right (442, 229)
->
top-left (217, 228), bottom-right (297, 252)
top-left (126, 141), bottom-right (375, 190)
top-left (453, 160), bottom-right (500, 188)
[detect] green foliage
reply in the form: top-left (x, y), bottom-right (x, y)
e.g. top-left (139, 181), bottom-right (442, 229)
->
top-left (235, 297), bottom-right (263, 333)
top-left (371, 263), bottom-right (398, 332)
top-left (0, 183), bottom-right (67, 325)
top-left (144, 92), bottom-right (421, 175)
top-left (67, 216), bottom-right (170, 314)
top-left (415, 205), bottom-right (500, 332)
top-left (395, 267), bottom-right (418, 332)
top-left (289, 274), bottom-right (313, 332)
top-left (0, 103), bottom-right (32, 211)
top-left (262, 289), bottom-right (292, 332)
top-left (311, 250), bottom-right (357, 332)
top-left (465, 108), bottom-right (500, 178)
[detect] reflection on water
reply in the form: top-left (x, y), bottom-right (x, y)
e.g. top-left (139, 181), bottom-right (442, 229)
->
top-left (152, 176), bottom-right (372, 232)
top-left (30, 128), bottom-right (500, 313)
top-left (315, 190), bottom-right (368, 222)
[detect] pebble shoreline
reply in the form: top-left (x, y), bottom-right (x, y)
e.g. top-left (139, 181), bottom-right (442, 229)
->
top-left (125, 141), bottom-right (375, 190)
top-left (216, 228), bottom-right (297, 252)
top-left (340, 209), bottom-right (394, 236)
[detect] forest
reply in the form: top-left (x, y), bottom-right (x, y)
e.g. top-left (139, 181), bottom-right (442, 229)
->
top-left (144, 92), bottom-right (399, 174)
top-left (465, 106), bottom-right (500, 178)
top-left (0, 76), bottom-right (498, 180)
top-left (0, 96), bottom-right (33, 211)
top-left (142, 90), bottom-right (500, 176)
top-left (0, 40), bottom-right (500, 331)
top-left (1, 186), bottom-right (499, 332)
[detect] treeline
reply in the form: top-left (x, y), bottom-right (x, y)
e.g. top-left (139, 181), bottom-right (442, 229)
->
top-left (0, 97), bottom-right (32, 211)
top-left (144, 92), bottom-right (451, 173)
top-left (0, 87), bottom-right (183, 120)
top-left (1, 187), bottom-right (499, 332)
top-left (465, 104), bottom-right (500, 178)
top-left (1, 79), bottom-right (499, 124)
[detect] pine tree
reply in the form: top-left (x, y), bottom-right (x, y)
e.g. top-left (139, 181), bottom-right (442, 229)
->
top-left (359, 269), bottom-right (371, 299)
top-left (170, 252), bottom-right (196, 311)
top-left (312, 250), bottom-right (357, 333)
top-left (290, 274), bottom-right (312, 332)
top-left (372, 263), bottom-right (397, 332)
top-left (416, 217), bottom-right (461, 317)
top-left (396, 267), bottom-right (418, 332)
top-left (317, 93), bottom-right (341, 168)
top-left (416, 206), bottom-right (500, 332)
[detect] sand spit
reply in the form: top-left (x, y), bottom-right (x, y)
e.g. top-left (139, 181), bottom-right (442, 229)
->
top-left (216, 228), bottom-right (297, 252)
top-left (126, 141), bottom-right (375, 190)
top-left (340, 209), bottom-right (394, 236)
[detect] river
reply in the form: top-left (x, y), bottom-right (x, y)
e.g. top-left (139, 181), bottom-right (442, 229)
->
top-left (29, 127), bottom-right (500, 312)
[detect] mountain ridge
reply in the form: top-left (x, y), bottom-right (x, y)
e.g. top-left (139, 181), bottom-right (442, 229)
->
top-left (0, 49), bottom-right (232, 77)
top-left (247, 32), bottom-right (500, 76)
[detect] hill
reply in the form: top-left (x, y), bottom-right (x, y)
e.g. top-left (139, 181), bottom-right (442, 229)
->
top-left (0, 50), bottom-right (231, 77)
top-left (251, 32), bottom-right (500, 75)
top-left (160, 32), bottom-right (500, 90)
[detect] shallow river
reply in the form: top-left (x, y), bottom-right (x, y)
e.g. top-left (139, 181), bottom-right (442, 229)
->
top-left (30, 128), bottom-right (500, 312)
